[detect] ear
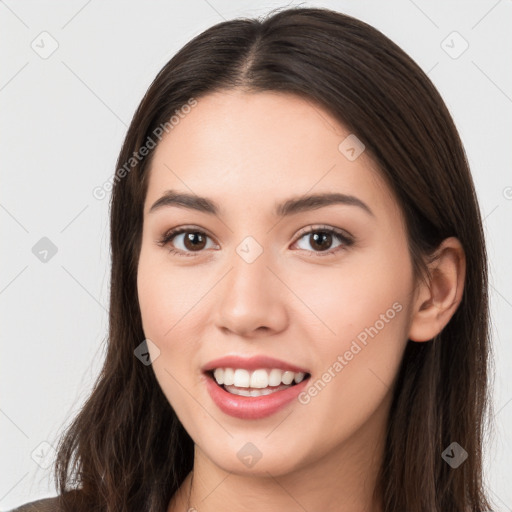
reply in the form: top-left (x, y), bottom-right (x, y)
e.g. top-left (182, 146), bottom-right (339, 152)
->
top-left (408, 237), bottom-right (466, 342)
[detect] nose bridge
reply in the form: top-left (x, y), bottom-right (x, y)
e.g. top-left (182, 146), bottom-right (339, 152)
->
top-left (226, 234), bottom-right (277, 304)
top-left (214, 234), bottom-right (288, 335)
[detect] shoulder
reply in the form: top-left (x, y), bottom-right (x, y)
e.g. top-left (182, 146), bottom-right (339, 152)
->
top-left (7, 495), bottom-right (61, 512)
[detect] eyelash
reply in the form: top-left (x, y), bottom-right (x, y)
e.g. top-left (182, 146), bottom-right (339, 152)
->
top-left (156, 224), bottom-right (354, 259)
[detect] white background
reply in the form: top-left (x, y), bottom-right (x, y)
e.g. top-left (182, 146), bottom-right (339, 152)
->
top-left (1, 1), bottom-right (511, 510)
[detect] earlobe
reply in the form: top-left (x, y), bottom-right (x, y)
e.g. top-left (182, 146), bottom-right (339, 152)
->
top-left (408, 237), bottom-right (466, 342)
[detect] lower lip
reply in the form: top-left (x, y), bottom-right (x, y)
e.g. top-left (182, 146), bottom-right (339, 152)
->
top-left (204, 373), bottom-right (310, 420)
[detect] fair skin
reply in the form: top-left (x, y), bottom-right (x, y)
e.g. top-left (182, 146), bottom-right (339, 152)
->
top-left (136, 90), bottom-right (465, 512)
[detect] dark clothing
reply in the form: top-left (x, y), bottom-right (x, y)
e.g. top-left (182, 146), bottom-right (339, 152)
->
top-left (8, 491), bottom-right (85, 512)
top-left (8, 496), bottom-right (61, 512)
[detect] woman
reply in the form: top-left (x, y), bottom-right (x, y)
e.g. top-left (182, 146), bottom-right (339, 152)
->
top-left (11, 6), bottom-right (493, 512)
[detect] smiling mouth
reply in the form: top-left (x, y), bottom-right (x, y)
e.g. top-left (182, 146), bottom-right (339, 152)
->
top-left (205, 370), bottom-right (311, 397)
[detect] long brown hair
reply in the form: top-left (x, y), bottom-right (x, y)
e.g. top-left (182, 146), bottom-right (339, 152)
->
top-left (54, 7), bottom-right (494, 512)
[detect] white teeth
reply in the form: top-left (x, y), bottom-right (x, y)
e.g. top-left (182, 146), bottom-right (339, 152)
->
top-left (234, 387), bottom-right (251, 397)
top-left (268, 368), bottom-right (283, 387)
top-left (211, 368), bottom-right (308, 388)
top-left (294, 372), bottom-right (305, 383)
top-left (233, 369), bottom-right (250, 387)
top-left (213, 368), bottom-right (224, 385)
top-left (225, 383), bottom-right (290, 397)
top-left (250, 369), bottom-right (269, 388)
top-left (281, 371), bottom-right (295, 385)
top-left (223, 368), bottom-right (235, 386)
top-left (293, 371), bottom-right (306, 383)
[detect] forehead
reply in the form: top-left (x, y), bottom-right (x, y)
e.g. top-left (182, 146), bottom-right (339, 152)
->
top-left (144, 90), bottom-right (398, 221)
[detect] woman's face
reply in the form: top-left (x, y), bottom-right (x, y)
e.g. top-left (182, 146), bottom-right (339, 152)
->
top-left (137, 90), bottom-right (416, 477)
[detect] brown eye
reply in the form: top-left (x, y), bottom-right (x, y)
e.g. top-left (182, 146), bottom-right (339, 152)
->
top-left (293, 226), bottom-right (353, 256)
top-left (308, 231), bottom-right (334, 251)
top-left (181, 231), bottom-right (207, 251)
top-left (158, 225), bottom-right (353, 258)
top-left (157, 227), bottom-right (217, 257)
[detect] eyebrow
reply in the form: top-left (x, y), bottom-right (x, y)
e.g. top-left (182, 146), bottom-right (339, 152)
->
top-left (148, 190), bottom-right (375, 218)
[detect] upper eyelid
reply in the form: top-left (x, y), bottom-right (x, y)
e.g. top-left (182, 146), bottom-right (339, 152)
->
top-left (295, 224), bottom-right (351, 238)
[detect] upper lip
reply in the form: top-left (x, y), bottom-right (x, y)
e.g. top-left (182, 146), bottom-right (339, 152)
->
top-left (202, 355), bottom-right (310, 374)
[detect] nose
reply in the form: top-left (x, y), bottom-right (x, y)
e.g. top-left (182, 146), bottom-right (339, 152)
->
top-left (214, 244), bottom-right (289, 338)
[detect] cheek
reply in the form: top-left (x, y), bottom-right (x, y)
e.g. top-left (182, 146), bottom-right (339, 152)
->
top-left (295, 245), bottom-right (410, 358)
top-left (298, 249), bottom-right (412, 428)
top-left (137, 256), bottom-right (205, 419)
top-left (296, 249), bottom-right (411, 344)
top-left (137, 249), bottom-right (208, 342)
top-left (137, 252), bottom-right (197, 372)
